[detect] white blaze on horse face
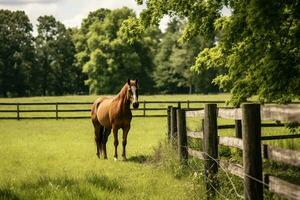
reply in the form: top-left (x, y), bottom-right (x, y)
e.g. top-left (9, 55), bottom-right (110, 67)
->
top-left (131, 86), bottom-right (139, 109)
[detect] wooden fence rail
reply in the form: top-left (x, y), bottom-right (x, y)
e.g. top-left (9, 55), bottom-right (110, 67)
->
top-left (0, 100), bottom-right (227, 120)
top-left (167, 103), bottom-right (300, 200)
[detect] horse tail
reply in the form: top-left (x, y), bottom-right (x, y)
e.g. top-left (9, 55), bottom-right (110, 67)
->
top-left (92, 98), bottom-right (105, 157)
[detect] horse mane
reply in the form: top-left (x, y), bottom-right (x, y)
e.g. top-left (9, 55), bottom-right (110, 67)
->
top-left (114, 82), bottom-right (129, 103)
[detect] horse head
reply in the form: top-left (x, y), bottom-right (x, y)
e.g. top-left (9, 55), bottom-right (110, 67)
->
top-left (127, 79), bottom-right (139, 109)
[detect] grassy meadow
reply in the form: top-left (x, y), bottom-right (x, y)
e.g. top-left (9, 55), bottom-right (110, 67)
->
top-left (0, 94), bottom-right (299, 200)
top-left (0, 117), bottom-right (202, 200)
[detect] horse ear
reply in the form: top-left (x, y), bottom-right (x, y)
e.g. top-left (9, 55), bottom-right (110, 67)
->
top-left (127, 79), bottom-right (130, 85)
top-left (135, 79), bottom-right (139, 86)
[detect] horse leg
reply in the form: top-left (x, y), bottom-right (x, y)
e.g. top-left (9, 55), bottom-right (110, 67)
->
top-left (113, 128), bottom-right (119, 161)
top-left (102, 128), bottom-right (111, 159)
top-left (122, 126), bottom-right (130, 161)
top-left (93, 124), bottom-right (102, 159)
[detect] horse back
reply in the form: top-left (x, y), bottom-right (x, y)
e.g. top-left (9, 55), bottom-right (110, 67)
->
top-left (92, 97), bottom-right (113, 129)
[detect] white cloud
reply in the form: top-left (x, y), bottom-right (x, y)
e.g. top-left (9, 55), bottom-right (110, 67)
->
top-left (63, 13), bottom-right (84, 29)
top-left (0, 0), bottom-right (58, 5)
top-left (0, 0), bottom-right (151, 31)
top-left (0, 2), bottom-right (58, 26)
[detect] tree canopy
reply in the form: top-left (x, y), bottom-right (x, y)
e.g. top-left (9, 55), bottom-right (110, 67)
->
top-left (35, 15), bottom-right (78, 95)
top-left (0, 10), bottom-right (84, 97)
top-left (75, 7), bottom-right (159, 94)
top-left (1, 3), bottom-right (299, 100)
top-left (153, 18), bottom-right (219, 94)
top-left (137, 0), bottom-right (300, 104)
top-left (0, 10), bottom-right (35, 97)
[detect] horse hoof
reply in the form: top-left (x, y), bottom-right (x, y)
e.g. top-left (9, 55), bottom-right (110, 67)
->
top-left (96, 153), bottom-right (100, 159)
top-left (122, 157), bottom-right (127, 161)
top-left (114, 157), bottom-right (118, 162)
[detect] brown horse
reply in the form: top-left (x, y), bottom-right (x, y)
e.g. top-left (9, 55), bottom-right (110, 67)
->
top-left (91, 79), bottom-right (139, 160)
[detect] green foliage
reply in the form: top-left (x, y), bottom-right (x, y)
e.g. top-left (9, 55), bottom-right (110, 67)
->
top-left (75, 8), bottom-right (158, 94)
top-left (153, 18), bottom-right (219, 93)
top-left (35, 16), bottom-right (80, 95)
top-left (118, 17), bottom-right (144, 44)
top-left (0, 11), bottom-right (84, 97)
top-left (139, 0), bottom-right (300, 104)
top-left (0, 10), bottom-right (35, 97)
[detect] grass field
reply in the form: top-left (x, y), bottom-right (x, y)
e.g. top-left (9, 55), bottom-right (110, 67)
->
top-left (0, 117), bottom-right (203, 200)
top-left (0, 94), bottom-right (299, 200)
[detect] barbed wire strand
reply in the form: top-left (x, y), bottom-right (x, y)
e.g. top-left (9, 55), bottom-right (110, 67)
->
top-left (180, 142), bottom-right (270, 200)
top-left (186, 145), bottom-right (244, 199)
top-left (202, 151), bottom-right (244, 199)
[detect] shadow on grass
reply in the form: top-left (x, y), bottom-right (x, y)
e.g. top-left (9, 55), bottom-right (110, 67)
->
top-left (1, 173), bottom-right (123, 200)
top-left (86, 173), bottom-right (123, 192)
top-left (126, 155), bottom-right (150, 164)
top-left (0, 188), bottom-right (20, 200)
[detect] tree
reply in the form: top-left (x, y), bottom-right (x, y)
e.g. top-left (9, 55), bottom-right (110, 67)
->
top-left (0, 10), bottom-right (35, 97)
top-left (72, 9), bottom-right (111, 94)
top-left (35, 15), bottom-right (79, 95)
top-left (137, 0), bottom-right (300, 104)
top-left (77, 7), bottom-right (159, 94)
top-left (153, 18), bottom-right (218, 93)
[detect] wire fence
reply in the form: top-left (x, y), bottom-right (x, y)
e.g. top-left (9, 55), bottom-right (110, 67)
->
top-left (168, 103), bottom-right (300, 200)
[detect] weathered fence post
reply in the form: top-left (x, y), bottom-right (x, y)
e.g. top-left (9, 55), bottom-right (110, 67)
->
top-left (177, 108), bottom-right (188, 162)
top-left (143, 100), bottom-right (146, 117)
top-left (242, 104), bottom-right (263, 200)
top-left (178, 102), bottom-right (181, 109)
top-left (167, 106), bottom-right (172, 141)
top-left (170, 106), bottom-right (177, 144)
top-left (235, 105), bottom-right (242, 155)
top-left (17, 103), bottom-right (20, 120)
top-left (235, 119), bottom-right (242, 138)
top-left (56, 103), bottom-right (59, 120)
top-left (203, 104), bottom-right (218, 198)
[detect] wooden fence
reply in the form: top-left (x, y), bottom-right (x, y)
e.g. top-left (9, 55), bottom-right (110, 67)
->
top-left (0, 100), bottom-right (226, 120)
top-left (167, 103), bottom-right (300, 200)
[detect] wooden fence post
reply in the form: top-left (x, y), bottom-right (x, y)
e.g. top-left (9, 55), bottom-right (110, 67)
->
top-left (170, 107), bottom-right (177, 144)
top-left (203, 104), bottom-right (218, 198)
top-left (242, 104), bottom-right (263, 200)
top-left (17, 103), bottom-right (20, 120)
top-left (235, 105), bottom-right (242, 138)
top-left (177, 108), bottom-right (188, 162)
top-left (143, 100), bottom-right (146, 117)
top-left (235, 120), bottom-right (242, 138)
top-left (56, 103), bottom-right (58, 120)
top-left (235, 105), bottom-right (242, 155)
top-left (167, 106), bottom-right (172, 141)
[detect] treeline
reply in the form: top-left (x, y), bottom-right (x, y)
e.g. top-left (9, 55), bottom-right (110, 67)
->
top-left (136, 0), bottom-right (300, 104)
top-left (0, 8), bottom-right (219, 97)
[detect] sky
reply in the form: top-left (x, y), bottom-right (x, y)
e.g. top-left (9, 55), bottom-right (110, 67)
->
top-left (0, 0), bottom-right (156, 31)
top-left (0, 0), bottom-right (230, 34)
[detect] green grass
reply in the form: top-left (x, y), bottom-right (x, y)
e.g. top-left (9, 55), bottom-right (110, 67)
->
top-left (0, 118), bottom-right (202, 200)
